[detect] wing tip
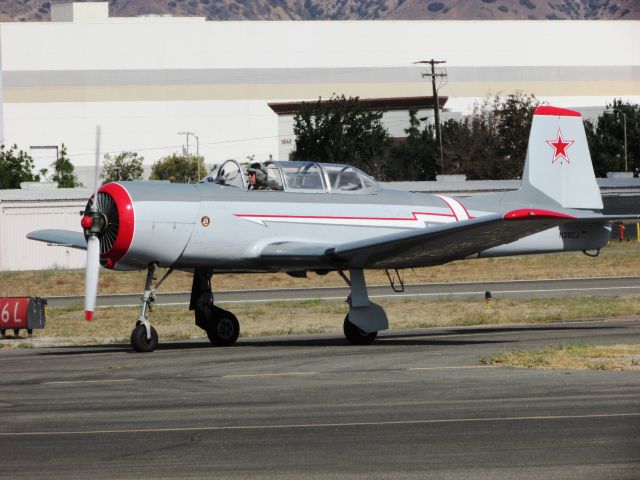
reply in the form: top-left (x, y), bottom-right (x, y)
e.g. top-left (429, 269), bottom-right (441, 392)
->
top-left (504, 209), bottom-right (575, 220)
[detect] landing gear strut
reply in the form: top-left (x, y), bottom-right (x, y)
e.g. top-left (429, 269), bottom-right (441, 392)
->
top-left (130, 262), bottom-right (164, 353)
top-left (191, 269), bottom-right (240, 346)
top-left (340, 269), bottom-right (388, 345)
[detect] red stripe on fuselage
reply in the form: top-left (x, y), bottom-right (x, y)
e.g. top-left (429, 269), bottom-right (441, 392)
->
top-left (433, 194), bottom-right (474, 221)
top-left (434, 195), bottom-right (457, 220)
top-left (234, 211), bottom-right (456, 222)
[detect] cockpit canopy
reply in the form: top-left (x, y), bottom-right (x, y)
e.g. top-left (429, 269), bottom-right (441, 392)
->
top-left (205, 160), bottom-right (380, 194)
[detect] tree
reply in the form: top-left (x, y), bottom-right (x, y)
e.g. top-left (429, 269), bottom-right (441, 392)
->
top-left (585, 99), bottom-right (640, 177)
top-left (150, 153), bottom-right (205, 183)
top-left (290, 95), bottom-right (393, 179)
top-left (491, 92), bottom-right (539, 178)
top-left (101, 151), bottom-right (144, 183)
top-left (0, 144), bottom-right (40, 189)
top-left (51, 144), bottom-right (82, 188)
top-left (388, 109), bottom-right (438, 181)
top-left (441, 92), bottom-right (540, 180)
top-left (442, 114), bottom-right (497, 179)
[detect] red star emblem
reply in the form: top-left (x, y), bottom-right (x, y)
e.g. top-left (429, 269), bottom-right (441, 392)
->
top-left (546, 129), bottom-right (574, 164)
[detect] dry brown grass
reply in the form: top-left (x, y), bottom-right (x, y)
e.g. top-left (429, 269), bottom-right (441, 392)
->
top-left (483, 343), bottom-right (640, 371)
top-left (2, 241), bottom-right (640, 349)
top-left (1, 242), bottom-right (639, 298)
top-left (3, 294), bottom-right (640, 348)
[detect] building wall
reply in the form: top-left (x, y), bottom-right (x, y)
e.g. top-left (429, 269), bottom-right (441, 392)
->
top-left (0, 8), bottom-right (638, 187)
top-left (0, 200), bottom-right (87, 271)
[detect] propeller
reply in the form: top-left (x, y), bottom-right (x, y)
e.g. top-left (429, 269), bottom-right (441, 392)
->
top-left (83, 126), bottom-right (102, 321)
top-left (85, 235), bottom-right (100, 320)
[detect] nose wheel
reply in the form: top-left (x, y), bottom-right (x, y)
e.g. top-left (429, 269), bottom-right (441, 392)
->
top-left (129, 263), bottom-right (173, 353)
top-left (131, 323), bottom-right (158, 352)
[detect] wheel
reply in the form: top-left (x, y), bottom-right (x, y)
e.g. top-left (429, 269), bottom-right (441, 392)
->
top-left (130, 323), bottom-right (158, 353)
top-left (206, 313), bottom-right (240, 347)
top-left (343, 315), bottom-right (377, 345)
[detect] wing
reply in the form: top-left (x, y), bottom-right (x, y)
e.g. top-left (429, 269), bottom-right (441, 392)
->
top-left (27, 229), bottom-right (88, 250)
top-left (261, 209), bottom-right (578, 270)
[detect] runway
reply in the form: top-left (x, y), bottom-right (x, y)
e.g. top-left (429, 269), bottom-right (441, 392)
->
top-left (45, 275), bottom-right (640, 308)
top-left (1, 319), bottom-right (639, 479)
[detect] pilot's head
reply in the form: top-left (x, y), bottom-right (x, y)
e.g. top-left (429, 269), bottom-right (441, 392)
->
top-left (247, 163), bottom-right (267, 184)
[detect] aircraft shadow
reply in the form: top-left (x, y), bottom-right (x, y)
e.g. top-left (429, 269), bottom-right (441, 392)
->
top-left (34, 322), bottom-right (623, 355)
top-left (390, 323), bottom-right (622, 339)
top-left (35, 335), bottom-right (513, 355)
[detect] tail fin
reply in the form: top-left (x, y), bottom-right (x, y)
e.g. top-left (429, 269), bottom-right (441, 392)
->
top-left (519, 106), bottom-right (602, 210)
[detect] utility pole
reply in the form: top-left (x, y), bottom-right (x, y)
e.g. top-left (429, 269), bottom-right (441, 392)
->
top-left (178, 131), bottom-right (200, 182)
top-left (415, 59), bottom-right (447, 174)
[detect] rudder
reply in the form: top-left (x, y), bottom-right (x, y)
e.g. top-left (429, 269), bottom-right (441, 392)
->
top-left (519, 106), bottom-right (602, 210)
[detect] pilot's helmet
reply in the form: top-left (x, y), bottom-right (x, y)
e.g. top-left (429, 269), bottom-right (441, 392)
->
top-left (247, 162), bottom-right (267, 183)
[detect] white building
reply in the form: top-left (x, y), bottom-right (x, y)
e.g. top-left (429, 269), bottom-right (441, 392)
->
top-left (0, 187), bottom-right (90, 271)
top-left (0, 2), bottom-right (638, 186)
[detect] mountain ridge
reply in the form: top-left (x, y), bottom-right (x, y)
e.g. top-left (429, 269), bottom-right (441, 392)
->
top-left (2, 0), bottom-right (639, 22)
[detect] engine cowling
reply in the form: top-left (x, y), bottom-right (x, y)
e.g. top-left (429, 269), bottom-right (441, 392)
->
top-left (83, 182), bottom-right (201, 270)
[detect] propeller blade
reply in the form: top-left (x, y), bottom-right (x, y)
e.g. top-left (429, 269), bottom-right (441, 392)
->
top-left (91, 125), bottom-right (102, 212)
top-left (84, 235), bottom-right (100, 321)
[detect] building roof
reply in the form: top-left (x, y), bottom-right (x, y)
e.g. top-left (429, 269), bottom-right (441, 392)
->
top-left (382, 177), bottom-right (640, 196)
top-left (2, 176), bottom-right (639, 202)
top-left (0, 188), bottom-right (92, 203)
top-left (268, 96), bottom-right (448, 115)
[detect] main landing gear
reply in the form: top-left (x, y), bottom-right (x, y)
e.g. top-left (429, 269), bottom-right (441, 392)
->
top-left (130, 265), bottom-right (241, 353)
top-left (191, 269), bottom-right (240, 347)
top-left (339, 269), bottom-right (389, 345)
top-left (129, 264), bottom-right (393, 351)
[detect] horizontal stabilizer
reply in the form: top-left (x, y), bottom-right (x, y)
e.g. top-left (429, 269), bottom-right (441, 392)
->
top-left (27, 229), bottom-right (88, 250)
top-left (598, 214), bottom-right (640, 224)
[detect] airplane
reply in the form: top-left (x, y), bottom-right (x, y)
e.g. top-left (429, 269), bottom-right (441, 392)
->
top-left (27, 106), bottom-right (638, 352)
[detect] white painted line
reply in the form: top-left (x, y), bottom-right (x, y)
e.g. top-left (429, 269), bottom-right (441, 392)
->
top-left (367, 285), bottom-right (640, 301)
top-left (2, 412), bottom-right (638, 437)
top-left (44, 275), bottom-right (640, 300)
top-left (98, 302), bottom-right (189, 308)
top-left (222, 372), bottom-right (318, 379)
top-left (407, 365), bottom-right (500, 371)
top-left (43, 379), bottom-right (135, 385)
top-left (53, 275), bottom-right (640, 305)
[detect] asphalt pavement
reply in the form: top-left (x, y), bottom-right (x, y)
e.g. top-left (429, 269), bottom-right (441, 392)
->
top-left (1, 318), bottom-right (639, 479)
top-left (45, 275), bottom-right (640, 308)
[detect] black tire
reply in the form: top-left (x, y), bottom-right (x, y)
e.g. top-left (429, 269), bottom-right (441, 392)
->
top-left (343, 315), bottom-right (377, 345)
top-left (206, 313), bottom-right (240, 347)
top-left (130, 323), bottom-right (158, 353)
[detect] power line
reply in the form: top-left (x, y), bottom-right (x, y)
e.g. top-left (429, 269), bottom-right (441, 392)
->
top-left (67, 133), bottom-right (288, 160)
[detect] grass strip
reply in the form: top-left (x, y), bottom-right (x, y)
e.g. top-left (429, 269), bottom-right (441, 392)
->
top-left (1, 242), bottom-right (639, 297)
top-left (2, 294), bottom-right (640, 348)
top-left (482, 343), bottom-right (640, 371)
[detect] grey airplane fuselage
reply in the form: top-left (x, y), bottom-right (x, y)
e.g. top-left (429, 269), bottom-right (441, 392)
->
top-left (113, 181), bottom-right (610, 272)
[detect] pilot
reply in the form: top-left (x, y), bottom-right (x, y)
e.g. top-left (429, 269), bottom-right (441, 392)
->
top-left (246, 163), bottom-right (269, 190)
